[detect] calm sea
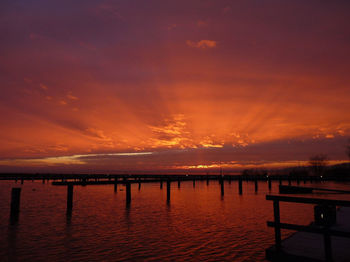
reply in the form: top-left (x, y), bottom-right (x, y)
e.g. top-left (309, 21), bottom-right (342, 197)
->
top-left (1, 179), bottom-right (349, 261)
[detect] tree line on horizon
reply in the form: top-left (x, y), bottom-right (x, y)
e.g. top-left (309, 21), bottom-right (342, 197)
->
top-left (241, 139), bottom-right (350, 179)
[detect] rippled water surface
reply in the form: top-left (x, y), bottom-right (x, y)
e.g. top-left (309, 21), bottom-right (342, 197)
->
top-left (1, 179), bottom-right (349, 261)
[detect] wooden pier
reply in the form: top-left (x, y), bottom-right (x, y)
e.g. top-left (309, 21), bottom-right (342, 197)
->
top-left (0, 173), bottom-right (338, 184)
top-left (4, 173), bottom-right (349, 225)
top-left (5, 173), bottom-right (289, 220)
top-left (279, 185), bottom-right (350, 194)
top-left (266, 195), bottom-right (350, 262)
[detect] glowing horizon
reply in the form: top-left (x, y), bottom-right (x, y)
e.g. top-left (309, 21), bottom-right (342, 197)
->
top-left (1, 1), bottom-right (350, 172)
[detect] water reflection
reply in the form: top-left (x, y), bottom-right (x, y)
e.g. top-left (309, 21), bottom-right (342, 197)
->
top-left (66, 211), bottom-right (72, 226)
top-left (9, 212), bottom-right (19, 225)
top-left (7, 223), bottom-right (18, 261)
top-left (0, 180), bottom-right (349, 262)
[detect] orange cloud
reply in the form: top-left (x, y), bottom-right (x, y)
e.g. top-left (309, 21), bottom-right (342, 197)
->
top-left (40, 84), bottom-right (48, 90)
top-left (197, 20), bottom-right (208, 27)
top-left (186, 40), bottom-right (217, 49)
top-left (67, 94), bottom-right (78, 100)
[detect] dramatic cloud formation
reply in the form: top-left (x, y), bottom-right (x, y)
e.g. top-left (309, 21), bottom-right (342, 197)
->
top-left (0, 0), bottom-right (349, 172)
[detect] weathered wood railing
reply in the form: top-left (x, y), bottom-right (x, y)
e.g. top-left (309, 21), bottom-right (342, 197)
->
top-left (266, 195), bottom-right (350, 262)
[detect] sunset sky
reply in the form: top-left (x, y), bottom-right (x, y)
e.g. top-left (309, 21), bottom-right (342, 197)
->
top-left (1, 0), bottom-right (350, 172)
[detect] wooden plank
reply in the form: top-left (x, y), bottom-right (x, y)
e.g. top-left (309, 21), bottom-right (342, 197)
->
top-left (279, 185), bottom-right (350, 194)
top-left (266, 195), bottom-right (350, 207)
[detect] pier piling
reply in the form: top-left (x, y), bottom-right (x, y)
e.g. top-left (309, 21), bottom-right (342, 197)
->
top-left (268, 177), bottom-right (272, 190)
top-left (273, 200), bottom-right (281, 250)
top-left (220, 178), bottom-right (224, 196)
top-left (67, 185), bottom-right (73, 212)
top-left (10, 188), bottom-right (21, 220)
top-left (126, 182), bottom-right (131, 204)
top-left (167, 180), bottom-right (171, 202)
top-left (239, 177), bottom-right (243, 195)
top-left (255, 178), bottom-right (258, 192)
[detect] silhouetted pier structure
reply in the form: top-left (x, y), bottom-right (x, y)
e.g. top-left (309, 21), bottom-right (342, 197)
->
top-left (4, 173), bottom-right (347, 222)
top-left (0, 172), bottom-right (338, 186)
top-left (266, 195), bottom-right (350, 262)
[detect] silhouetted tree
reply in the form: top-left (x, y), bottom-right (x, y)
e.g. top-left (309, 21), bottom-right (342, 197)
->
top-left (309, 154), bottom-right (328, 176)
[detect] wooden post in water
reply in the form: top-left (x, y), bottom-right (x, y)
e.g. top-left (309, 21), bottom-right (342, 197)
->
top-left (114, 177), bottom-right (118, 193)
top-left (67, 184), bottom-right (73, 212)
top-left (178, 179), bottom-right (181, 188)
top-left (21, 178), bottom-right (24, 184)
top-left (220, 177), bottom-right (224, 196)
top-left (160, 180), bottom-right (163, 189)
top-left (10, 188), bottom-right (21, 220)
top-left (206, 177), bottom-right (209, 186)
top-left (273, 200), bottom-right (281, 250)
top-left (167, 179), bottom-right (171, 203)
top-left (239, 176), bottom-right (243, 195)
top-left (193, 179), bottom-right (196, 188)
top-left (255, 177), bottom-right (258, 192)
top-left (268, 177), bottom-right (272, 190)
top-left (126, 182), bottom-right (131, 204)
